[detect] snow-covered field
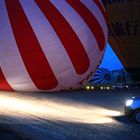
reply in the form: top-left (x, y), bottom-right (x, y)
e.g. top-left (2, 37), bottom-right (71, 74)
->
top-left (0, 89), bottom-right (140, 140)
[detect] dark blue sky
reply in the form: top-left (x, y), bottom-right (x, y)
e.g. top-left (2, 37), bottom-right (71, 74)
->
top-left (100, 43), bottom-right (123, 70)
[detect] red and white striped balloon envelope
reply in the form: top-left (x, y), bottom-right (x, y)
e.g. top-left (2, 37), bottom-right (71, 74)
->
top-left (0, 0), bottom-right (108, 92)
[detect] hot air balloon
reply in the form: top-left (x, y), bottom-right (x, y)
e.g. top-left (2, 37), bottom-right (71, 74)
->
top-left (90, 68), bottom-right (113, 84)
top-left (102, 0), bottom-right (140, 81)
top-left (0, 0), bottom-right (107, 92)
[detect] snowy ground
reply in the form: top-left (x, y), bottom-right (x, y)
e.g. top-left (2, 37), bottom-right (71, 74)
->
top-left (0, 89), bottom-right (140, 140)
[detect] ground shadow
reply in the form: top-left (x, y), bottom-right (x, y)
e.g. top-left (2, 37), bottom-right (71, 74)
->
top-left (112, 115), bottom-right (134, 124)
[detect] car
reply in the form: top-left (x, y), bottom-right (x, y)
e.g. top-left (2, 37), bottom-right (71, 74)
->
top-left (124, 96), bottom-right (140, 123)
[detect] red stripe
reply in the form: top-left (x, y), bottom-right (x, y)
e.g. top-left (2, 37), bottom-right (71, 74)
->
top-left (0, 68), bottom-right (13, 91)
top-left (67, 0), bottom-right (105, 51)
top-left (35, 0), bottom-right (90, 74)
top-left (93, 0), bottom-right (107, 22)
top-left (5, 0), bottom-right (58, 90)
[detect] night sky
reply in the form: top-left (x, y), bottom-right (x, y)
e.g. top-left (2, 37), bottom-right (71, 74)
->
top-left (100, 43), bottom-right (123, 70)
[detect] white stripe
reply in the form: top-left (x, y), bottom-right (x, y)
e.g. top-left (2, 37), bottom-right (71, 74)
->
top-left (99, 0), bottom-right (106, 11)
top-left (81, 0), bottom-right (108, 42)
top-left (0, 0), bottom-right (39, 92)
top-left (51, 0), bottom-right (105, 79)
top-left (19, 0), bottom-right (81, 90)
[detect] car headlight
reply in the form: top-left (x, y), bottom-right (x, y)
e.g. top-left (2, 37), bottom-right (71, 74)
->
top-left (126, 99), bottom-right (133, 106)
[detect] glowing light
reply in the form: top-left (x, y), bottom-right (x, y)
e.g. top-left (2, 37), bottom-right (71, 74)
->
top-left (100, 87), bottom-right (103, 90)
top-left (0, 92), bottom-right (121, 124)
top-left (126, 99), bottom-right (133, 106)
top-left (107, 87), bottom-right (110, 90)
top-left (86, 86), bottom-right (90, 90)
